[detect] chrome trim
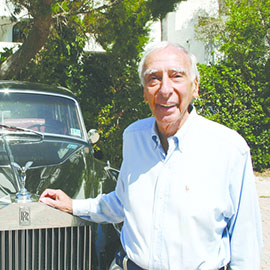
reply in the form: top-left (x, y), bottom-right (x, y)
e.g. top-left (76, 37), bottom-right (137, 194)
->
top-left (0, 203), bottom-right (92, 270)
top-left (0, 226), bottom-right (91, 270)
top-left (123, 256), bottom-right (129, 270)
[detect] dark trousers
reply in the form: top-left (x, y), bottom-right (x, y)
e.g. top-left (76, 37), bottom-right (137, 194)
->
top-left (115, 249), bottom-right (228, 270)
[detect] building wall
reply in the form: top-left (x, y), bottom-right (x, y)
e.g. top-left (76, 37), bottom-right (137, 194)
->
top-left (0, 0), bottom-right (14, 43)
top-left (0, 22), bottom-right (13, 43)
top-left (150, 0), bottom-right (219, 64)
top-left (0, 0), bottom-right (29, 51)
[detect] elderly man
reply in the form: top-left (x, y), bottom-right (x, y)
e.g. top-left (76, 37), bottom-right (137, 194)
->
top-left (40, 41), bottom-right (263, 270)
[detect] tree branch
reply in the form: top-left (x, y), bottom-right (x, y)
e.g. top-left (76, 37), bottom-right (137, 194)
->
top-left (52, 0), bottom-right (124, 20)
top-left (0, 0), bottom-right (124, 79)
top-left (0, 0), bottom-right (54, 79)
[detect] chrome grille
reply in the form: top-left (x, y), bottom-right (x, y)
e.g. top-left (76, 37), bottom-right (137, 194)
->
top-left (0, 226), bottom-right (91, 270)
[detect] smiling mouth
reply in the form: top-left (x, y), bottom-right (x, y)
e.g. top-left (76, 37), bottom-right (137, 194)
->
top-left (160, 104), bottom-right (177, 108)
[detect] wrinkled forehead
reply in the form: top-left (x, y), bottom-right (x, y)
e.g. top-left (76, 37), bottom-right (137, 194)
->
top-left (143, 46), bottom-right (192, 75)
top-left (143, 66), bottom-right (188, 78)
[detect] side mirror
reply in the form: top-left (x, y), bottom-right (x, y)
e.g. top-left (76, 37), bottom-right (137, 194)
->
top-left (88, 129), bottom-right (100, 144)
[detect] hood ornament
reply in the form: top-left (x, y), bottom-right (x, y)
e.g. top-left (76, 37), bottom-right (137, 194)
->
top-left (12, 161), bottom-right (33, 202)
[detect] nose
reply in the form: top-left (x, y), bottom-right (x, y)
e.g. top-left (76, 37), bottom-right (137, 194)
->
top-left (159, 75), bottom-right (173, 97)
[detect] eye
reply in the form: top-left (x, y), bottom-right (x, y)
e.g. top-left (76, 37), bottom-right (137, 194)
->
top-left (150, 74), bottom-right (158, 80)
top-left (146, 73), bottom-right (161, 85)
top-left (174, 72), bottom-right (183, 77)
top-left (171, 72), bottom-right (185, 80)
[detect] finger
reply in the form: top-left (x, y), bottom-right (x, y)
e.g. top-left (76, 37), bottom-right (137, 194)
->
top-left (39, 196), bottom-right (57, 208)
top-left (39, 189), bottom-right (57, 199)
top-left (40, 189), bottom-right (59, 200)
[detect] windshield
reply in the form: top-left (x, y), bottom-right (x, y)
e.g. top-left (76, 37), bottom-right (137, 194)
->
top-left (0, 92), bottom-right (84, 139)
top-left (0, 137), bottom-right (82, 166)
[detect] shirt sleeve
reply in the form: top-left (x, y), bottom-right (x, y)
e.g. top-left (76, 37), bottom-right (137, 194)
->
top-left (72, 130), bottom-right (130, 224)
top-left (228, 150), bottom-right (263, 269)
top-left (72, 190), bottom-right (124, 224)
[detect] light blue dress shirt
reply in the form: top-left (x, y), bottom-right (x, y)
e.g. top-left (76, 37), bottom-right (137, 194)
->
top-left (73, 108), bottom-right (263, 270)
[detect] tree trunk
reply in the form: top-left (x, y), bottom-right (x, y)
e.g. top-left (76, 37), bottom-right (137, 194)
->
top-left (0, 1), bottom-right (53, 80)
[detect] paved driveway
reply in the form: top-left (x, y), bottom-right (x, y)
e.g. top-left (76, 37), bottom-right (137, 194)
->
top-left (255, 174), bottom-right (270, 270)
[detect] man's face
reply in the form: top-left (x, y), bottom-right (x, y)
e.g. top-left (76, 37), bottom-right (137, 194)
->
top-left (143, 46), bottom-right (199, 132)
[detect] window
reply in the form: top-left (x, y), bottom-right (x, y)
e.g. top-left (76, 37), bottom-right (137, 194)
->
top-left (12, 20), bottom-right (30, 42)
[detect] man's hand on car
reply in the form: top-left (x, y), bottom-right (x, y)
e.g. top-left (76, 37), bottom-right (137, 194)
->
top-left (39, 189), bottom-right (73, 214)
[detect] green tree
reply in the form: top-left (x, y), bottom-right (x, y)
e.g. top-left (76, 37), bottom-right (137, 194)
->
top-left (73, 0), bottom-right (184, 167)
top-left (0, 0), bottom-right (183, 79)
top-left (195, 64), bottom-right (269, 171)
top-left (195, 0), bottom-right (270, 171)
top-left (2, 0), bottom-right (184, 167)
top-left (0, 0), bottom-right (126, 79)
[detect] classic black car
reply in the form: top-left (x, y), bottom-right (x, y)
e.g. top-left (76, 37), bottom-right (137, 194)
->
top-left (0, 80), bottom-right (121, 269)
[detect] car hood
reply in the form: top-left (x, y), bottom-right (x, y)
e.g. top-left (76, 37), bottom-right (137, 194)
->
top-left (0, 136), bottom-right (86, 167)
top-left (0, 135), bottom-right (91, 202)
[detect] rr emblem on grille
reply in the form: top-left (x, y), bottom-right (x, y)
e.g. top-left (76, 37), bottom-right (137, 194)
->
top-left (19, 206), bottom-right (31, 226)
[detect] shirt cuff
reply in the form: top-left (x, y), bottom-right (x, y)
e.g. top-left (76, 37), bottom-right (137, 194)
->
top-left (72, 199), bottom-right (92, 217)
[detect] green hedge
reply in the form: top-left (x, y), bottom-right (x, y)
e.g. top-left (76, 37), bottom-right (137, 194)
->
top-left (195, 64), bottom-right (269, 171)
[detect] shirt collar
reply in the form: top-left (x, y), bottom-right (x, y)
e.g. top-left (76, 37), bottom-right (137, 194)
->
top-left (151, 122), bottom-right (160, 149)
top-left (151, 105), bottom-right (198, 152)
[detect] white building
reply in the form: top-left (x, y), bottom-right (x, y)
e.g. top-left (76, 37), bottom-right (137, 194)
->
top-left (0, 0), bottom-right (30, 52)
top-left (149, 0), bottom-right (220, 64)
top-left (0, 0), bottom-right (220, 64)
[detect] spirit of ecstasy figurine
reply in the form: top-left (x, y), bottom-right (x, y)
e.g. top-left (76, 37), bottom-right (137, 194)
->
top-left (12, 161), bottom-right (33, 202)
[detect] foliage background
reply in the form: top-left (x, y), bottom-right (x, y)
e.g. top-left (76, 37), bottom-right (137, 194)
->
top-left (1, 0), bottom-right (269, 171)
top-left (195, 0), bottom-right (270, 171)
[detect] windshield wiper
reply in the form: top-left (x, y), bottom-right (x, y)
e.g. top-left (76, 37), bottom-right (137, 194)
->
top-left (0, 124), bottom-right (44, 139)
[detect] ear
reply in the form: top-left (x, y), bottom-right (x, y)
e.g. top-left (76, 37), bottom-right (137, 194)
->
top-left (143, 90), bottom-right (148, 103)
top-left (192, 78), bottom-right (199, 98)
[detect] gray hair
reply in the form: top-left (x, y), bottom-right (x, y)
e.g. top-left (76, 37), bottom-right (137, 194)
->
top-left (138, 41), bottom-right (200, 86)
